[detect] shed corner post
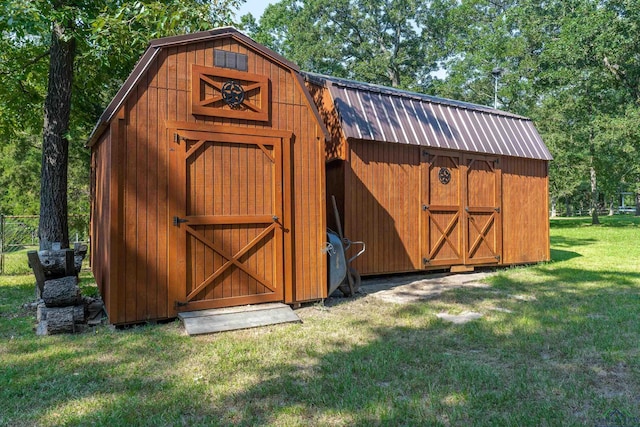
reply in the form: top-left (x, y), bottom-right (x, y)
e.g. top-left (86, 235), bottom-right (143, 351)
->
top-left (545, 160), bottom-right (551, 261)
top-left (109, 110), bottom-right (126, 324)
top-left (495, 156), bottom-right (503, 265)
top-left (166, 127), bottom-right (187, 317)
top-left (319, 133), bottom-right (328, 300)
top-left (283, 133), bottom-right (295, 304)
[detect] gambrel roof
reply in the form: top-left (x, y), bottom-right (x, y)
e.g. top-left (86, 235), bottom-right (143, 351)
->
top-left (88, 27), bottom-right (302, 146)
top-left (305, 72), bottom-right (552, 160)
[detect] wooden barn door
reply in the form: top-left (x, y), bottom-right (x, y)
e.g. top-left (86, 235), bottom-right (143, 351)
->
top-left (168, 128), bottom-right (286, 312)
top-left (463, 154), bottom-right (502, 265)
top-left (420, 150), bottom-right (464, 267)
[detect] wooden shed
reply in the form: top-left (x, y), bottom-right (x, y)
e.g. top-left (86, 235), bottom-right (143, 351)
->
top-left (88, 28), bottom-right (330, 325)
top-left (89, 28), bottom-right (552, 325)
top-left (305, 73), bottom-right (552, 276)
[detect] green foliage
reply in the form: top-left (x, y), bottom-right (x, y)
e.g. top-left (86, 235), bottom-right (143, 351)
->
top-left (244, 0), bottom-right (640, 212)
top-left (0, 137), bottom-right (41, 215)
top-left (0, 0), bottom-right (243, 217)
top-left (428, 0), bottom-right (640, 215)
top-left (243, 0), bottom-right (455, 91)
top-left (2, 0), bottom-right (640, 220)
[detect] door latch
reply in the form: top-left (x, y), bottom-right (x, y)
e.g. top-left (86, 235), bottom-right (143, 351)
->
top-left (173, 216), bottom-right (188, 226)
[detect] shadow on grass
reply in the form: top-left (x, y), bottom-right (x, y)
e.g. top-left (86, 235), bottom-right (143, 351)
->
top-left (177, 272), bottom-right (640, 426)
top-left (550, 248), bottom-right (581, 262)
top-left (3, 264), bottom-right (640, 426)
top-left (1, 324), bottom-right (197, 425)
top-left (550, 235), bottom-right (597, 248)
top-left (539, 267), bottom-right (640, 287)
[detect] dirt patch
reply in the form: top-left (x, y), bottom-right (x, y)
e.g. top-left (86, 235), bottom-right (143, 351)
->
top-left (360, 272), bottom-right (493, 304)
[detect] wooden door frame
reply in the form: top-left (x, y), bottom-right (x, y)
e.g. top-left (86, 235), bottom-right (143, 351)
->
top-left (166, 121), bottom-right (293, 316)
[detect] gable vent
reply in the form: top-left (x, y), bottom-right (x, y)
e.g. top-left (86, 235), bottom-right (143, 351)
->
top-left (214, 49), bottom-right (248, 72)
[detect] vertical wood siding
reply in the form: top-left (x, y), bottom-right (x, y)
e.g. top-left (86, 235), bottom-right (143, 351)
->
top-left (501, 157), bottom-right (550, 264)
top-left (96, 38), bottom-right (325, 324)
top-left (91, 129), bottom-right (112, 316)
top-left (345, 140), bottom-right (420, 275)
top-left (342, 142), bottom-right (549, 276)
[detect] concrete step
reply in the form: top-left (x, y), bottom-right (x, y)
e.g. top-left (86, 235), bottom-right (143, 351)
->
top-left (178, 302), bottom-right (301, 335)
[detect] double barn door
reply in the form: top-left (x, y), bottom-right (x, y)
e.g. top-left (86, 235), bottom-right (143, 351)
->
top-left (168, 126), bottom-right (288, 313)
top-left (421, 149), bottom-right (502, 268)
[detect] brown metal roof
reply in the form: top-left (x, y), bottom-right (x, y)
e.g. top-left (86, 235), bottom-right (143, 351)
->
top-left (87, 27), bottom-right (301, 146)
top-left (305, 73), bottom-right (552, 161)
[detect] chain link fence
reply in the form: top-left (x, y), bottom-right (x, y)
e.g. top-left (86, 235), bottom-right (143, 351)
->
top-left (0, 215), bottom-right (89, 275)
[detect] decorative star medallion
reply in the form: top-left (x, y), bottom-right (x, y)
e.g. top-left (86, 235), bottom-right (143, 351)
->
top-left (439, 167), bottom-right (451, 184)
top-left (221, 80), bottom-right (245, 107)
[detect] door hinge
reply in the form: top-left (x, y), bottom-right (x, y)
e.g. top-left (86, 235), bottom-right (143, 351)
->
top-left (495, 207), bottom-right (500, 213)
top-left (422, 204), bottom-right (429, 211)
top-left (175, 300), bottom-right (189, 307)
top-left (173, 133), bottom-right (184, 143)
top-left (495, 255), bottom-right (501, 261)
top-left (423, 257), bottom-right (430, 265)
top-left (173, 216), bottom-right (188, 226)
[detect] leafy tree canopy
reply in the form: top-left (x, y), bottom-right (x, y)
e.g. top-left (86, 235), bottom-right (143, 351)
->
top-left (242, 0), bottom-right (456, 91)
top-left (0, 0), bottom-right (242, 217)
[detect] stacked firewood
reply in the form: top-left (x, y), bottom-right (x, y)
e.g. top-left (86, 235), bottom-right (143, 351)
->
top-left (28, 245), bottom-right (105, 335)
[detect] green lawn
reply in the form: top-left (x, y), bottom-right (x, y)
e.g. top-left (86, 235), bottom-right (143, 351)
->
top-left (2, 216), bottom-right (640, 426)
top-left (1, 248), bottom-right (39, 275)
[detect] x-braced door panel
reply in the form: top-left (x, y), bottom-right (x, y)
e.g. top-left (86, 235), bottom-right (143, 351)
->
top-left (168, 129), bottom-right (284, 312)
top-left (464, 156), bottom-right (502, 265)
top-left (420, 150), bottom-right (464, 267)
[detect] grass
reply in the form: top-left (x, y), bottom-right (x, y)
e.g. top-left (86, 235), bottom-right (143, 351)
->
top-left (1, 248), bottom-right (39, 275)
top-left (1, 216), bottom-right (640, 426)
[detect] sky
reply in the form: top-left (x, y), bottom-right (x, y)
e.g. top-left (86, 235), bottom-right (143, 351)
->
top-left (236, 0), bottom-right (274, 20)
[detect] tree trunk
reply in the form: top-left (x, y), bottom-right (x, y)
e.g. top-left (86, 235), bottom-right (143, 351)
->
top-left (565, 197), bottom-right (572, 217)
top-left (550, 196), bottom-right (557, 218)
top-left (636, 191), bottom-right (640, 216)
top-left (589, 124), bottom-right (600, 224)
top-left (38, 20), bottom-right (76, 250)
top-left (36, 306), bottom-right (76, 335)
top-left (590, 165), bottom-right (600, 224)
top-left (608, 198), bottom-right (614, 216)
top-left (42, 276), bottom-right (80, 307)
top-left (37, 303), bottom-right (85, 323)
top-left (38, 249), bottom-right (83, 277)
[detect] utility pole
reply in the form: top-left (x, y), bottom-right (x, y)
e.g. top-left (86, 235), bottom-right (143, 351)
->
top-left (492, 67), bottom-right (503, 109)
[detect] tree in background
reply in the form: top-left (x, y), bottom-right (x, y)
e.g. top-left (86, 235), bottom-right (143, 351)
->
top-left (244, 0), bottom-right (640, 222)
top-left (2, 0), bottom-right (640, 235)
top-left (1, 0), bottom-right (241, 250)
top-left (242, 0), bottom-right (456, 91)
